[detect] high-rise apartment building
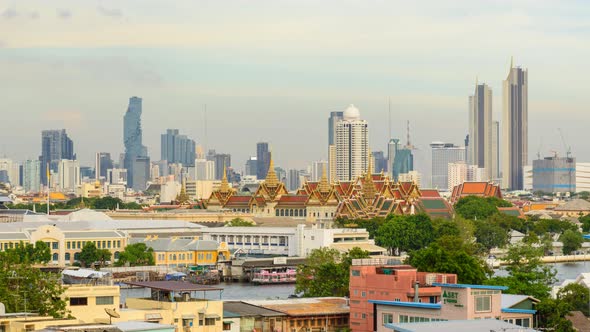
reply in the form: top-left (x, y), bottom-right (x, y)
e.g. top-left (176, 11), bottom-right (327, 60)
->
top-left (468, 82), bottom-right (496, 180)
top-left (194, 158), bottom-right (215, 181)
top-left (40, 129), bottom-right (74, 185)
top-left (335, 105), bottom-right (369, 181)
top-left (123, 96), bottom-right (149, 190)
top-left (95, 152), bottom-right (113, 180)
top-left (492, 121), bottom-right (500, 181)
top-left (256, 142), bottom-right (270, 180)
top-left (502, 60), bottom-right (528, 190)
top-left (431, 142), bottom-right (466, 190)
top-left (372, 151), bottom-right (387, 173)
top-left (287, 169), bottom-right (301, 191)
top-left (387, 139), bottom-right (397, 178)
top-left (328, 111), bottom-right (344, 182)
top-left (213, 153), bottom-right (231, 180)
top-left (57, 159), bottom-right (80, 193)
top-left (311, 160), bottom-right (328, 182)
top-left (161, 129), bottom-right (196, 166)
top-left (23, 160), bottom-right (41, 193)
top-left (447, 162), bottom-right (486, 191)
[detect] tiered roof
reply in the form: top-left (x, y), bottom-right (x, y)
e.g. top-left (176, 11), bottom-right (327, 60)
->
top-left (450, 181), bottom-right (502, 204)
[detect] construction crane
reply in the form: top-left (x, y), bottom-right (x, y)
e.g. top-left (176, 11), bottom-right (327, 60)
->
top-left (558, 128), bottom-right (572, 159)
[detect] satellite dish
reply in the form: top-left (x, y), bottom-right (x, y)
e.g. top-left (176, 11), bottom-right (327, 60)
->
top-left (105, 308), bottom-right (120, 318)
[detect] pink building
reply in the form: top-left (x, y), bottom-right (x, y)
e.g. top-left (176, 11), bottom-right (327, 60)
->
top-left (371, 283), bottom-right (538, 332)
top-left (349, 259), bottom-right (457, 332)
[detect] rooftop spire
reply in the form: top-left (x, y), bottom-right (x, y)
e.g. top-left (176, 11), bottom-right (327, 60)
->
top-left (318, 163), bottom-right (330, 193)
top-left (363, 149), bottom-right (377, 200)
top-left (265, 152), bottom-right (279, 186)
top-left (220, 165), bottom-right (230, 192)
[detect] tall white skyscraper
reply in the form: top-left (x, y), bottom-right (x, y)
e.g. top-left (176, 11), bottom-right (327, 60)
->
top-left (194, 159), bottom-right (215, 181)
top-left (430, 142), bottom-right (466, 190)
top-left (311, 160), bottom-right (328, 182)
top-left (502, 60), bottom-right (528, 190)
top-left (335, 105), bottom-right (369, 181)
top-left (328, 111), bottom-right (344, 182)
top-left (468, 82), bottom-right (494, 181)
top-left (57, 159), bottom-right (80, 193)
top-left (23, 160), bottom-right (41, 193)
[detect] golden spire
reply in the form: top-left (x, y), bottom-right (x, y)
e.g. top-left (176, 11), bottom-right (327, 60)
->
top-left (220, 165), bottom-right (230, 192)
top-left (363, 149), bottom-right (377, 200)
top-left (265, 152), bottom-right (279, 186)
top-left (318, 164), bottom-right (330, 193)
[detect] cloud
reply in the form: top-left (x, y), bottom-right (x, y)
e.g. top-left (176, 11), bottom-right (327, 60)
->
top-left (97, 6), bottom-right (123, 18)
top-left (1, 8), bottom-right (18, 19)
top-left (56, 9), bottom-right (72, 20)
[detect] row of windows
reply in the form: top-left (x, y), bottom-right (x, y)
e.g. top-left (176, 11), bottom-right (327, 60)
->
top-left (212, 235), bottom-right (287, 245)
top-left (69, 296), bottom-right (114, 306)
top-left (472, 290), bottom-right (500, 295)
top-left (288, 317), bottom-right (348, 327)
top-left (398, 315), bottom-right (447, 323)
top-left (66, 240), bottom-right (122, 250)
top-left (505, 318), bottom-right (531, 328)
top-left (275, 209), bottom-right (307, 217)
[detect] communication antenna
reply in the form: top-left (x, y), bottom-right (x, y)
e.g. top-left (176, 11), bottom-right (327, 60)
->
top-left (105, 308), bottom-right (120, 324)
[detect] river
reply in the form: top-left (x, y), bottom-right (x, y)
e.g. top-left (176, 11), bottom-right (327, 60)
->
top-left (120, 262), bottom-right (589, 304)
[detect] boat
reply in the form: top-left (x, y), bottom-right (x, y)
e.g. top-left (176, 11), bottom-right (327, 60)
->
top-left (251, 268), bottom-right (297, 284)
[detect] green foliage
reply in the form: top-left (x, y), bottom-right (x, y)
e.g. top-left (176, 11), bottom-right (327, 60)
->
top-left (531, 218), bottom-right (578, 235)
top-left (333, 217), bottom-right (385, 239)
top-left (0, 252), bottom-right (68, 318)
top-left (558, 283), bottom-right (590, 316)
top-left (375, 214), bottom-right (434, 255)
top-left (454, 196), bottom-right (511, 220)
top-left (473, 220), bottom-right (509, 251)
top-left (78, 242), bottom-right (97, 268)
top-left (406, 235), bottom-right (490, 284)
top-left (7, 197), bottom-right (143, 212)
top-left (115, 243), bottom-right (155, 267)
top-left (559, 230), bottom-right (584, 255)
top-left (3, 241), bottom-right (51, 264)
top-left (579, 214), bottom-right (590, 232)
top-left (295, 247), bottom-right (370, 297)
top-left (225, 218), bottom-right (255, 227)
top-left (537, 297), bottom-right (576, 332)
top-left (578, 191), bottom-right (590, 200)
top-left (485, 243), bottom-right (556, 299)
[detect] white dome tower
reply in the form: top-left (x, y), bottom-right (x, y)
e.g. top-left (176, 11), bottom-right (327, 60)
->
top-left (343, 104), bottom-right (361, 120)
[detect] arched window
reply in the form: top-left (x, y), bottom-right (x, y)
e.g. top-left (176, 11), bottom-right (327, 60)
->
top-left (74, 252), bottom-right (80, 261)
top-left (276, 209), bottom-right (280, 216)
top-left (65, 253), bottom-right (71, 261)
top-left (290, 209), bottom-right (294, 217)
top-left (294, 209), bottom-right (299, 217)
top-left (52, 253), bottom-right (58, 261)
top-left (114, 251), bottom-right (120, 259)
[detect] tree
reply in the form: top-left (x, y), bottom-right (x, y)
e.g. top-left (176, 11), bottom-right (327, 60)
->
top-left (375, 214), bottom-right (434, 255)
top-left (474, 220), bottom-right (508, 251)
top-left (225, 218), bottom-right (255, 227)
top-left (5, 241), bottom-right (51, 264)
top-left (485, 243), bottom-right (556, 299)
top-left (558, 283), bottom-right (590, 316)
top-left (579, 191), bottom-right (590, 201)
top-left (454, 196), bottom-right (511, 220)
top-left (537, 298), bottom-right (575, 332)
top-left (559, 230), bottom-right (584, 255)
top-left (295, 247), bottom-right (369, 297)
top-left (406, 235), bottom-right (490, 284)
top-left (115, 243), bottom-right (155, 267)
top-left (580, 214), bottom-right (590, 232)
top-left (0, 252), bottom-right (68, 318)
top-left (79, 242), bottom-right (99, 268)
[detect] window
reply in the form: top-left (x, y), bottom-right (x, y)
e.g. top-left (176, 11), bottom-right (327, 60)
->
top-left (67, 242), bottom-right (71, 249)
top-left (475, 295), bottom-right (491, 313)
top-left (382, 313), bottom-right (393, 325)
top-left (205, 318), bottom-right (216, 326)
top-left (361, 314), bottom-right (366, 319)
top-left (361, 291), bottom-right (366, 297)
top-left (223, 322), bottom-right (232, 330)
top-left (96, 296), bottom-right (114, 305)
top-left (52, 242), bottom-right (59, 249)
top-left (107, 241), bottom-right (112, 248)
top-left (394, 298), bottom-right (401, 302)
top-left (69, 297), bottom-right (88, 306)
top-left (515, 318), bottom-right (530, 327)
top-left (65, 253), bottom-right (70, 261)
top-left (52, 253), bottom-right (58, 261)
top-left (351, 270), bottom-right (361, 277)
top-left (117, 240), bottom-right (121, 248)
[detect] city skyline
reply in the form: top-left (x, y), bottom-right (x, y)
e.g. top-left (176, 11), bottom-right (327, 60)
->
top-left (1, 1), bottom-right (589, 177)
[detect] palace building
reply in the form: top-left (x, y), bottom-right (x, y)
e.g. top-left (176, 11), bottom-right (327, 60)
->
top-left (206, 154), bottom-right (454, 221)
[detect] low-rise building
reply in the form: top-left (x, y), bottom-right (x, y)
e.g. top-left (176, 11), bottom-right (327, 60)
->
top-left (349, 258), bottom-right (457, 332)
top-left (384, 319), bottom-right (537, 332)
top-left (371, 283), bottom-right (538, 332)
top-left (223, 301), bottom-right (286, 332)
top-left (130, 237), bottom-right (230, 268)
top-left (245, 298), bottom-right (349, 332)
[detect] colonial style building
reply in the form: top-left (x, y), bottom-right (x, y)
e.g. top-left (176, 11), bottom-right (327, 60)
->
top-left (206, 154), bottom-right (454, 221)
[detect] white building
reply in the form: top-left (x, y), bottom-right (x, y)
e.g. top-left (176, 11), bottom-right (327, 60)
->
top-left (336, 104), bottom-right (369, 181)
top-left (57, 159), bottom-right (80, 193)
top-left (576, 163), bottom-right (590, 192)
top-left (0, 158), bottom-right (20, 187)
top-left (468, 82), bottom-right (497, 180)
top-left (448, 162), bottom-right (487, 191)
top-left (311, 160), bottom-right (328, 182)
top-left (201, 225), bottom-right (385, 257)
top-left (398, 171), bottom-right (421, 187)
top-left (23, 159), bottom-right (41, 193)
top-left (194, 158), bottom-right (215, 181)
top-left (107, 168), bottom-right (128, 185)
top-left (430, 142), bottom-right (465, 190)
top-left (160, 181), bottom-right (181, 203)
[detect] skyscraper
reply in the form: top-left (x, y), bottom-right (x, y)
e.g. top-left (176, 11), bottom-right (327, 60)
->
top-left (502, 60), bottom-right (528, 190)
top-left (335, 105), bottom-right (369, 181)
top-left (57, 159), bottom-right (80, 193)
top-left (40, 129), bottom-right (74, 185)
top-left (213, 153), bottom-right (231, 180)
top-left (468, 82), bottom-right (495, 180)
top-left (245, 157), bottom-right (257, 177)
top-left (311, 160), bottom-right (328, 182)
top-left (23, 160), bottom-right (41, 193)
top-left (391, 139), bottom-right (414, 181)
top-left (123, 97), bottom-right (149, 190)
top-left (287, 169), bottom-right (301, 191)
top-left (95, 152), bottom-right (113, 180)
top-left (161, 129), bottom-right (196, 166)
top-left (328, 111), bottom-right (344, 181)
top-left (372, 151), bottom-right (387, 173)
top-left (431, 142), bottom-right (466, 190)
top-left (256, 142), bottom-right (270, 180)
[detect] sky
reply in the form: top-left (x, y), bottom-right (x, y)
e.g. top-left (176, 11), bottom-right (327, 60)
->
top-left (1, 0), bottom-right (589, 184)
